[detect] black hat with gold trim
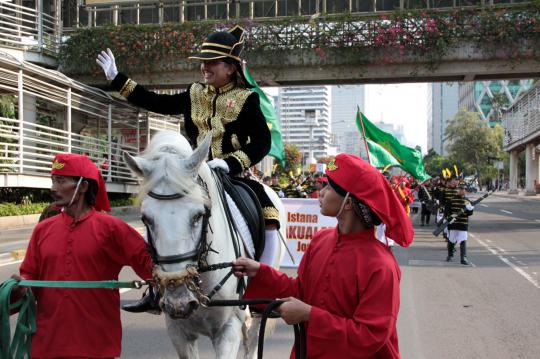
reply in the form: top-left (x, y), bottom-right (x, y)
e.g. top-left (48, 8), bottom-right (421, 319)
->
top-left (189, 25), bottom-right (245, 62)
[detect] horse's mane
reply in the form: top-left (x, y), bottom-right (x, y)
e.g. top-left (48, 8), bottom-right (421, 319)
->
top-left (137, 131), bottom-right (208, 205)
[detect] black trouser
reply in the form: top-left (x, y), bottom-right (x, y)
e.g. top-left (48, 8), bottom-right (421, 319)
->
top-left (421, 203), bottom-right (431, 224)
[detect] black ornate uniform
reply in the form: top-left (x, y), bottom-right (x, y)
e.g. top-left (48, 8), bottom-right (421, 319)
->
top-left (111, 73), bottom-right (280, 226)
top-left (447, 196), bottom-right (473, 231)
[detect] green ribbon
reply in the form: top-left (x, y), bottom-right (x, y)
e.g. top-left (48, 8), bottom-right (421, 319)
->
top-left (0, 278), bottom-right (148, 359)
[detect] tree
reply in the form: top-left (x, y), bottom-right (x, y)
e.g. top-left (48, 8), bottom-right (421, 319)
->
top-left (445, 110), bottom-right (500, 188)
top-left (275, 143), bottom-right (302, 175)
top-left (490, 93), bottom-right (510, 123)
top-left (317, 155), bottom-right (335, 165)
top-left (422, 149), bottom-right (456, 178)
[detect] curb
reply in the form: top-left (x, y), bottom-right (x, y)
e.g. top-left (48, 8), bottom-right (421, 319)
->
top-left (0, 206), bottom-right (141, 230)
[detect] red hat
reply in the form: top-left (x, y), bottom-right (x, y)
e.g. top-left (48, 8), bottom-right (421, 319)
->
top-left (51, 153), bottom-right (111, 212)
top-left (316, 176), bottom-right (328, 183)
top-left (325, 153), bottom-right (414, 247)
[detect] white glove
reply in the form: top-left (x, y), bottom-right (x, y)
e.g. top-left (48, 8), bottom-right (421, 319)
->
top-left (207, 158), bottom-right (229, 173)
top-left (96, 48), bottom-right (118, 81)
top-left (465, 203), bottom-right (474, 211)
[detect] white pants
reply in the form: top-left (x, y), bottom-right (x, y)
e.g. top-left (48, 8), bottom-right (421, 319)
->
top-left (448, 230), bottom-right (468, 244)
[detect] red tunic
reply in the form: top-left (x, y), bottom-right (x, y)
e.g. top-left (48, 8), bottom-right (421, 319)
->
top-left (245, 227), bottom-right (402, 358)
top-left (19, 209), bottom-right (153, 358)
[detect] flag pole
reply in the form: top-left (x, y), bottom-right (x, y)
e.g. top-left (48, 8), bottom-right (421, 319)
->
top-left (357, 108), bottom-right (372, 165)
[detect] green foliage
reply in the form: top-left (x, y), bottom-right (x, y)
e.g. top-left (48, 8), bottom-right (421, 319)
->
top-left (445, 110), bottom-right (504, 184)
top-left (422, 149), bottom-right (456, 177)
top-left (0, 202), bottom-right (50, 217)
top-left (59, 4), bottom-right (540, 76)
top-left (0, 95), bottom-right (16, 118)
top-left (0, 188), bottom-right (138, 216)
top-left (274, 143), bottom-right (302, 175)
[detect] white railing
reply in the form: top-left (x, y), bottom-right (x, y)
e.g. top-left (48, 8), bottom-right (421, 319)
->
top-left (0, 1), bottom-right (61, 55)
top-left (70, 0), bottom-right (525, 29)
top-left (503, 82), bottom-right (540, 149)
top-left (0, 116), bottom-right (140, 182)
top-left (149, 113), bottom-right (182, 133)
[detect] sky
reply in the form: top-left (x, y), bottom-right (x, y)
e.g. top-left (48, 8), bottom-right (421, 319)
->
top-left (264, 83), bottom-right (429, 153)
top-left (363, 83), bottom-right (429, 152)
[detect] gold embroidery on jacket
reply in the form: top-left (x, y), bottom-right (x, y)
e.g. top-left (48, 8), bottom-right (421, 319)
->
top-left (119, 79), bottom-right (137, 97)
top-left (262, 207), bottom-right (280, 221)
top-left (226, 150), bottom-right (251, 170)
top-left (190, 83), bottom-right (251, 159)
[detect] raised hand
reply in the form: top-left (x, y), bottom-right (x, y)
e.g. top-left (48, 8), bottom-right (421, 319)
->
top-left (96, 48), bottom-right (119, 81)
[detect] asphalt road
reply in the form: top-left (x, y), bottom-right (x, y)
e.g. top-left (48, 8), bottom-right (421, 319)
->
top-left (1, 192), bottom-right (539, 358)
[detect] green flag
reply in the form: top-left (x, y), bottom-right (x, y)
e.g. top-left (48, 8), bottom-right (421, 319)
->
top-left (244, 67), bottom-right (285, 166)
top-left (365, 138), bottom-right (401, 169)
top-left (356, 108), bottom-right (431, 181)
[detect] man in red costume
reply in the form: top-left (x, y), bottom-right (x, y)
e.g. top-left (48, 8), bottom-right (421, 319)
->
top-left (12, 154), bottom-right (153, 358)
top-left (233, 153), bottom-right (414, 358)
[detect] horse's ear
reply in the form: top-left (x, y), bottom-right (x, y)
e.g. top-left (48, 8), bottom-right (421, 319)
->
top-left (124, 152), bottom-right (153, 178)
top-left (182, 133), bottom-right (211, 174)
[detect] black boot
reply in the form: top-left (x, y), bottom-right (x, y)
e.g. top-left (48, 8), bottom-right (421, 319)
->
top-left (122, 287), bottom-right (161, 314)
top-left (446, 242), bottom-right (455, 262)
top-left (460, 241), bottom-right (470, 265)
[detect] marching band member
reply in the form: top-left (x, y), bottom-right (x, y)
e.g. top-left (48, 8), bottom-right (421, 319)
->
top-left (446, 183), bottom-right (474, 265)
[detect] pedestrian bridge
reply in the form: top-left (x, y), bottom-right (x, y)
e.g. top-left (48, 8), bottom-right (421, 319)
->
top-left (60, 0), bottom-right (540, 88)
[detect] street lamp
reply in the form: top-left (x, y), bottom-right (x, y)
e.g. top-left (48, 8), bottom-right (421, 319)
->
top-left (304, 109), bottom-right (319, 167)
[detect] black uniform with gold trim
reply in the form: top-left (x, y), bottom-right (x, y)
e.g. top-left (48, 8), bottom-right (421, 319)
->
top-left (447, 196), bottom-right (473, 231)
top-left (109, 26), bottom-right (279, 226)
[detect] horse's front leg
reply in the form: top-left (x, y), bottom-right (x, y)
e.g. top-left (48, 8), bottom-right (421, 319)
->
top-left (166, 316), bottom-right (199, 359)
top-left (212, 310), bottom-right (245, 359)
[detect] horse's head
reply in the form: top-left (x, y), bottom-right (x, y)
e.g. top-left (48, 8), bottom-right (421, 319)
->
top-left (125, 131), bottom-right (212, 318)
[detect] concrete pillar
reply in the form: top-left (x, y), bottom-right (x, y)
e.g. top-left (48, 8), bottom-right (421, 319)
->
top-left (524, 143), bottom-right (539, 196)
top-left (508, 150), bottom-right (519, 194)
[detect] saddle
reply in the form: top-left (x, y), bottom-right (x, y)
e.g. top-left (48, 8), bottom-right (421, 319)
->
top-left (218, 173), bottom-right (266, 261)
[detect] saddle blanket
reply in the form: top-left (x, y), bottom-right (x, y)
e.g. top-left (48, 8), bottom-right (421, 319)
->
top-left (225, 192), bottom-right (255, 259)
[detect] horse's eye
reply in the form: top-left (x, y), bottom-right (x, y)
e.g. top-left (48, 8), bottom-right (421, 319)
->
top-left (192, 213), bottom-right (203, 225)
top-left (141, 215), bottom-right (153, 227)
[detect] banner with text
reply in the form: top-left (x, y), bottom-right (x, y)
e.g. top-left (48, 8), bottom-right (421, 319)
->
top-left (281, 198), bottom-right (337, 268)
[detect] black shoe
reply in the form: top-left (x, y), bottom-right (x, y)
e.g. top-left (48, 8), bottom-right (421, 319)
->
top-left (122, 289), bottom-right (161, 314)
top-left (420, 223), bottom-right (425, 227)
top-left (446, 255), bottom-right (453, 262)
top-left (460, 242), bottom-right (469, 265)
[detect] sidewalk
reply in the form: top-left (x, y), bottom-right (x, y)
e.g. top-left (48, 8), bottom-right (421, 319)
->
top-left (491, 190), bottom-right (540, 201)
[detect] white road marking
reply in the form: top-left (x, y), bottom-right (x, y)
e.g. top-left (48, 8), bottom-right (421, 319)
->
top-left (480, 204), bottom-right (489, 207)
top-left (500, 209), bottom-right (513, 214)
top-left (535, 220), bottom-right (540, 223)
top-left (0, 259), bottom-right (23, 268)
top-left (120, 288), bottom-right (131, 294)
top-left (471, 233), bottom-right (539, 289)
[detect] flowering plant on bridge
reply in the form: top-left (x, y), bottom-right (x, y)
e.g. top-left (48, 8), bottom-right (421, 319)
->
top-left (59, 3), bottom-right (540, 76)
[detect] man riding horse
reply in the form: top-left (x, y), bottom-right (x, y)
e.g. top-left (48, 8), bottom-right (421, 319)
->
top-left (97, 25), bottom-right (281, 312)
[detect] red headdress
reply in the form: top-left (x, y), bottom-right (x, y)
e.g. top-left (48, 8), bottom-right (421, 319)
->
top-left (51, 153), bottom-right (111, 212)
top-left (325, 153), bottom-right (414, 247)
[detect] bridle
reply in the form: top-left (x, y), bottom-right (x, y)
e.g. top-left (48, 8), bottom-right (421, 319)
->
top-left (145, 190), bottom-right (212, 266)
top-left (142, 175), bottom-right (243, 307)
top-left (141, 172), bottom-right (307, 359)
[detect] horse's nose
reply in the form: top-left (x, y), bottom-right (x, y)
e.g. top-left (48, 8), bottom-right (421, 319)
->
top-left (188, 299), bottom-right (199, 312)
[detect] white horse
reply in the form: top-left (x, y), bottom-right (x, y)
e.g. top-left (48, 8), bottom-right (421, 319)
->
top-left (125, 130), bottom-right (286, 359)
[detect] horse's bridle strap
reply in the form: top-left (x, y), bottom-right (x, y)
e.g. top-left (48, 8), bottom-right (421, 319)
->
top-left (148, 191), bottom-right (184, 200)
